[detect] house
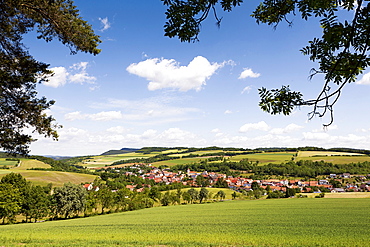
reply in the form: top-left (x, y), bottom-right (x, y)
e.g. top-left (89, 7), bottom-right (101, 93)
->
top-left (309, 181), bottom-right (319, 186)
top-left (319, 180), bottom-right (329, 185)
top-left (83, 183), bottom-right (93, 190)
top-left (342, 173), bottom-right (351, 178)
top-left (331, 188), bottom-right (345, 193)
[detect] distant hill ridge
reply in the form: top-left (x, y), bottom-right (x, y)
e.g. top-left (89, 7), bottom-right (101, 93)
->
top-left (100, 148), bottom-right (140, 156)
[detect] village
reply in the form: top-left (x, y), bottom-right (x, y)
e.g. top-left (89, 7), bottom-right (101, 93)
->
top-left (103, 164), bottom-right (370, 194)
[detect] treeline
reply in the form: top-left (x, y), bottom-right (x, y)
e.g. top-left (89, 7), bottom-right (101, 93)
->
top-left (253, 160), bottom-right (370, 177)
top-left (169, 159), bottom-right (255, 176)
top-left (134, 146), bottom-right (370, 155)
top-left (0, 172), bottom-right (225, 225)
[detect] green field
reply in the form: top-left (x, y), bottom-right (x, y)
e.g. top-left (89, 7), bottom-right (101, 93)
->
top-left (153, 157), bottom-right (210, 167)
top-left (229, 152), bottom-right (296, 165)
top-left (81, 153), bottom-right (156, 168)
top-left (295, 151), bottom-right (370, 164)
top-left (0, 158), bottom-right (18, 167)
top-left (0, 198), bottom-right (368, 246)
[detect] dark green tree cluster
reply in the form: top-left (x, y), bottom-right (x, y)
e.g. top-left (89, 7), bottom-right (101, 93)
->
top-left (0, 173), bottom-right (51, 224)
top-left (254, 160), bottom-right (370, 178)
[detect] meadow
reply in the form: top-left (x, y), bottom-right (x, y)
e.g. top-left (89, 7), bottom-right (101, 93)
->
top-left (0, 198), bottom-right (368, 247)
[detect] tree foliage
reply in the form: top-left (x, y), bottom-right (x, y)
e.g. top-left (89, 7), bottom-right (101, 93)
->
top-left (0, 0), bottom-right (101, 154)
top-left (52, 182), bottom-right (86, 219)
top-left (162, 0), bottom-right (370, 126)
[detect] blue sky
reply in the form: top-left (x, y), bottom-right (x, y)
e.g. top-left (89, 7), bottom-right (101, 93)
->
top-left (25, 1), bottom-right (370, 156)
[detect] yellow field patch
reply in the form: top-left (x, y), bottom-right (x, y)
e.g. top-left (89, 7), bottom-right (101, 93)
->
top-left (0, 170), bottom-right (96, 187)
top-left (12, 159), bottom-right (51, 170)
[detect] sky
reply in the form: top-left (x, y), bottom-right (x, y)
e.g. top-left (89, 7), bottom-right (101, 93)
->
top-left (23, 1), bottom-right (370, 156)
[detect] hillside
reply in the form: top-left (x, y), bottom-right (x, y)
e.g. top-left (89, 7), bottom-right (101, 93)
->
top-left (0, 157), bottom-right (96, 187)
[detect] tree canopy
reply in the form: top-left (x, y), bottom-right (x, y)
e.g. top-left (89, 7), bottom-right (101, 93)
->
top-left (0, 0), bottom-right (101, 155)
top-left (162, 0), bottom-right (370, 126)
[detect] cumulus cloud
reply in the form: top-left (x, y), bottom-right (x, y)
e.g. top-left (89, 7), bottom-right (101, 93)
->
top-left (43, 67), bottom-right (69, 88)
top-left (356, 72), bottom-right (370, 85)
top-left (239, 121), bottom-right (270, 132)
top-left (43, 62), bottom-right (96, 88)
top-left (68, 62), bottom-right (96, 84)
top-left (211, 128), bottom-right (221, 133)
top-left (270, 123), bottom-right (304, 135)
top-left (238, 68), bottom-right (260, 79)
top-left (98, 17), bottom-right (111, 32)
top-left (126, 56), bottom-right (225, 91)
top-left (224, 110), bottom-right (233, 114)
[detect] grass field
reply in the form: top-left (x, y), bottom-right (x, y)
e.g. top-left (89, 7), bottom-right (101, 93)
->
top-left (81, 153), bottom-right (156, 168)
top-left (0, 158), bottom-right (18, 167)
top-left (0, 198), bottom-right (368, 246)
top-left (14, 159), bottom-right (51, 170)
top-left (0, 170), bottom-right (96, 187)
top-left (153, 157), bottom-right (209, 167)
top-left (229, 152), bottom-right (296, 165)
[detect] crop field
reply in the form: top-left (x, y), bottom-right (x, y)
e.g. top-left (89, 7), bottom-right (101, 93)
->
top-left (0, 170), bottom-right (96, 187)
top-left (153, 157), bottom-right (210, 167)
top-left (13, 159), bottom-right (51, 170)
top-left (295, 151), bottom-right (370, 164)
top-left (81, 153), bottom-right (155, 168)
top-left (229, 152), bottom-right (296, 165)
top-left (0, 198), bottom-right (368, 246)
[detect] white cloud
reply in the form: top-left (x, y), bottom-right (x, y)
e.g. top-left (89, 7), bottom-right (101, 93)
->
top-left (106, 126), bottom-right (128, 134)
top-left (43, 67), bottom-right (69, 88)
top-left (239, 121), bottom-right (270, 132)
top-left (43, 62), bottom-right (96, 88)
top-left (68, 62), bottom-right (96, 84)
top-left (98, 17), bottom-right (111, 32)
top-left (270, 123), bottom-right (304, 135)
top-left (89, 111), bottom-right (123, 121)
top-left (126, 56), bottom-right (224, 91)
top-left (241, 86), bottom-right (252, 94)
top-left (238, 68), bottom-right (260, 79)
top-left (356, 72), bottom-right (370, 85)
top-left (65, 111), bottom-right (123, 121)
top-left (64, 111), bottom-right (86, 121)
top-left (312, 124), bottom-right (338, 133)
top-left (142, 129), bottom-right (158, 139)
top-left (211, 128), bottom-right (221, 133)
top-left (224, 110), bottom-right (233, 114)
